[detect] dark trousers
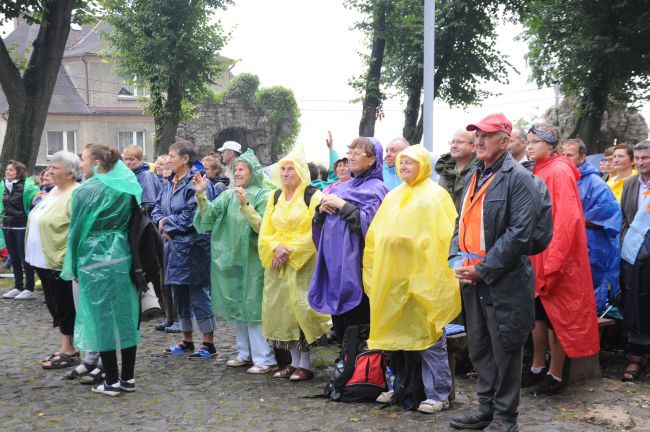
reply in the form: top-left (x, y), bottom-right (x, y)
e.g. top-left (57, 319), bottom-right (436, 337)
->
top-left (463, 287), bottom-right (523, 422)
top-left (35, 267), bottom-right (75, 336)
top-left (3, 228), bottom-right (34, 291)
top-left (332, 293), bottom-right (370, 343)
top-left (100, 345), bottom-right (137, 384)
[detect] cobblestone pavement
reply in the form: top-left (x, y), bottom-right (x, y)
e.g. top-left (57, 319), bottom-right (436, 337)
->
top-left (2, 290), bottom-right (650, 431)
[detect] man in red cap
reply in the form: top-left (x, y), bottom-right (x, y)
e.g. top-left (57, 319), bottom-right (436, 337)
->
top-left (449, 113), bottom-right (551, 432)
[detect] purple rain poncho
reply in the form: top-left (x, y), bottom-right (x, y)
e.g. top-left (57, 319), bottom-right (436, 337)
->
top-left (308, 138), bottom-right (389, 315)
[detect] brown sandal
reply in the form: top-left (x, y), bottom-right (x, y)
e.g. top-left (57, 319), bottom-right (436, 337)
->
top-left (289, 367), bottom-right (314, 382)
top-left (273, 365), bottom-right (297, 379)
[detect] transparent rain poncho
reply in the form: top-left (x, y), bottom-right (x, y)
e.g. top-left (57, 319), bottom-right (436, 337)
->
top-left (193, 149), bottom-right (269, 323)
top-left (363, 145), bottom-right (461, 351)
top-left (61, 161), bottom-right (142, 352)
top-left (259, 148), bottom-right (331, 344)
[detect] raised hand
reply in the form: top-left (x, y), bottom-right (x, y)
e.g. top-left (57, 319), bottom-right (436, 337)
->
top-left (191, 171), bottom-right (208, 194)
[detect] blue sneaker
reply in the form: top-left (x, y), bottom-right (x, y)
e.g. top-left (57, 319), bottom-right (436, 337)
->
top-left (188, 346), bottom-right (216, 361)
top-left (163, 343), bottom-right (193, 356)
top-left (91, 380), bottom-right (121, 397)
top-left (119, 378), bottom-right (136, 392)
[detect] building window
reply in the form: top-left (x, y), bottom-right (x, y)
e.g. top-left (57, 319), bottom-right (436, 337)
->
top-left (46, 131), bottom-right (76, 158)
top-left (118, 131), bottom-right (145, 153)
top-left (118, 76), bottom-right (148, 98)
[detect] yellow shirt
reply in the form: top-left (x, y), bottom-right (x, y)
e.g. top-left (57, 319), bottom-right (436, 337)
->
top-left (607, 169), bottom-right (637, 203)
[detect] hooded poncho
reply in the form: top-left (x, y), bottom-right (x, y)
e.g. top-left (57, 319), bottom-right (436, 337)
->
top-left (531, 154), bottom-right (600, 358)
top-left (259, 148), bottom-right (331, 344)
top-left (194, 149), bottom-right (269, 323)
top-left (577, 161), bottom-right (622, 313)
top-left (363, 145), bottom-right (461, 351)
top-left (308, 138), bottom-right (389, 315)
top-left (61, 161), bottom-right (143, 352)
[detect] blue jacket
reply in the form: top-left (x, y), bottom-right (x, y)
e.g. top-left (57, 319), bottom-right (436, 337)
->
top-left (578, 161), bottom-right (622, 313)
top-left (151, 167), bottom-right (211, 286)
top-left (382, 165), bottom-right (403, 190)
top-left (133, 163), bottom-right (161, 209)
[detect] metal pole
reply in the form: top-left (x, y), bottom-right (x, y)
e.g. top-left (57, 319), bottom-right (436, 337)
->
top-left (423, 0), bottom-right (435, 151)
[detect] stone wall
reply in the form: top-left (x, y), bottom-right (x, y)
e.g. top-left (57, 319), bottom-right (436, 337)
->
top-left (176, 95), bottom-right (276, 165)
top-left (542, 98), bottom-right (649, 149)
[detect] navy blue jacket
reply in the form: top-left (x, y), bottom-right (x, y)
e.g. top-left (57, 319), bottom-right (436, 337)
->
top-left (151, 167), bottom-right (210, 286)
top-left (133, 163), bottom-right (161, 209)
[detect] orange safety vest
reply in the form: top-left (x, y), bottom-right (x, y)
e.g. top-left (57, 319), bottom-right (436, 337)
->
top-left (458, 172), bottom-right (497, 266)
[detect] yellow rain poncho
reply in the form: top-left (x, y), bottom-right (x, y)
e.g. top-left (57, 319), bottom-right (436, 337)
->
top-left (259, 148), bottom-right (331, 344)
top-left (363, 144), bottom-right (461, 351)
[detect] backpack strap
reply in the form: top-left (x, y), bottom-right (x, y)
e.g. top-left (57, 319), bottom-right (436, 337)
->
top-left (273, 188), bottom-right (282, 206)
top-left (303, 185), bottom-right (318, 208)
top-left (333, 325), bottom-right (361, 391)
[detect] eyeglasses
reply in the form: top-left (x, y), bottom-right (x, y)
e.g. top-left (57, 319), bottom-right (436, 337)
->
top-left (448, 140), bottom-right (473, 146)
top-left (346, 151), bottom-right (367, 158)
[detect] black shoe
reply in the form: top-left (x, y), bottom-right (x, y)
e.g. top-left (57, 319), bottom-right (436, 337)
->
top-left (450, 411), bottom-right (493, 430)
top-left (484, 418), bottom-right (519, 432)
top-left (154, 320), bottom-right (172, 331)
top-left (521, 367), bottom-right (547, 388)
top-left (534, 374), bottom-right (565, 395)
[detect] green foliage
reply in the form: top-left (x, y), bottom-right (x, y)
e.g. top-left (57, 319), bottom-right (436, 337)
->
top-left (257, 86), bottom-right (301, 160)
top-left (0, 1), bottom-right (100, 26)
top-left (521, 0), bottom-right (650, 104)
top-left (346, 0), bottom-right (520, 108)
top-left (102, 0), bottom-right (232, 152)
top-left (226, 73), bottom-right (260, 106)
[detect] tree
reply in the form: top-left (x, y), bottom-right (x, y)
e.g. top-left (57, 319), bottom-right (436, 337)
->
top-left (521, 0), bottom-right (650, 153)
top-left (0, 1), bottom-right (98, 171)
top-left (347, 0), bottom-right (519, 144)
top-left (103, 0), bottom-right (231, 156)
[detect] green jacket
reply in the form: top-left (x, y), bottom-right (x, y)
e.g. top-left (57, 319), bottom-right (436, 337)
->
top-left (434, 152), bottom-right (477, 212)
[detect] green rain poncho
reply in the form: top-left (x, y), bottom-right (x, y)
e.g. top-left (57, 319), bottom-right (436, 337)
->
top-left (193, 149), bottom-right (269, 323)
top-left (61, 161), bottom-right (142, 352)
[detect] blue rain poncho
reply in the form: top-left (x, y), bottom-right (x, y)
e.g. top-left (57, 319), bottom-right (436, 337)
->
top-left (578, 161), bottom-right (622, 313)
top-left (61, 161), bottom-right (142, 352)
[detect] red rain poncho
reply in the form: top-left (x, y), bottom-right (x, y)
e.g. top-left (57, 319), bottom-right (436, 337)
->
top-left (531, 154), bottom-right (600, 358)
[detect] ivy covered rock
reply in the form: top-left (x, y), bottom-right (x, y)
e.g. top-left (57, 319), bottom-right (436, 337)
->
top-left (176, 73), bottom-right (300, 164)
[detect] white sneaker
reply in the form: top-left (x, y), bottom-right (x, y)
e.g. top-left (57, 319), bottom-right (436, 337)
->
top-left (417, 399), bottom-right (450, 414)
top-left (376, 390), bottom-right (394, 404)
top-left (246, 364), bottom-right (279, 374)
top-left (15, 290), bottom-right (36, 300)
top-left (226, 358), bottom-right (253, 367)
top-left (2, 288), bottom-right (21, 299)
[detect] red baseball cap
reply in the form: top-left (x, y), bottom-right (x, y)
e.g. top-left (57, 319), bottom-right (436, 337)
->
top-left (466, 113), bottom-right (512, 136)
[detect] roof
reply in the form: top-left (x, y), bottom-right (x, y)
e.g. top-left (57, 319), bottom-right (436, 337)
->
top-left (0, 67), bottom-right (91, 115)
top-left (0, 20), bottom-right (233, 116)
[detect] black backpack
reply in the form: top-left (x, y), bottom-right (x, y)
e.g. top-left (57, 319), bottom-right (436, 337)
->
top-left (273, 186), bottom-right (318, 207)
top-left (128, 197), bottom-right (164, 293)
top-left (325, 325), bottom-right (388, 402)
top-left (389, 351), bottom-right (426, 410)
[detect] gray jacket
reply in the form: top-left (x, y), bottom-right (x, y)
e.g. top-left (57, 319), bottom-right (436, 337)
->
top-left (450, 152), bottom-right (546, 352)
top-left (621, 174), bottom-right (640, 241)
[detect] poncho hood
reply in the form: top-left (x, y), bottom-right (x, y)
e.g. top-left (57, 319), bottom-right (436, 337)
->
top-left (233, 148), bottom-right (264, 190)
top-left (93, 160), bottom-right (142, 205)
top-left (534, 153), bottom-right (581, 182)
top-left (397, 144), bottom-right (431, 186)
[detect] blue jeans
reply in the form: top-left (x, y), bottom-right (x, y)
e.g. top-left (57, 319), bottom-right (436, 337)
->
top-left (421, 330), bottom-right (452, 402)
top-left (171, 284), bottom-right (217, 334)
top-left (3, 228), bottom-right (34, 291)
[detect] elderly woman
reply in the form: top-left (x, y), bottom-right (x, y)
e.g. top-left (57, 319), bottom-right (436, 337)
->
top-left (322, 157), bottom-right (350, 194)
top-left (61, 144), bottom-right (142, 396)
top-left (308, 137), bottom-right (389, 342)
top-left (152, 140), bottom-right (217, 360)
top-left (524, 124), bottom-right (600, 395)
top-left (193, 149), bottom-right (277, 373)
top-left (259, 148), bottom-right (331, 381)
top-left (1, 160), bottom-right (40, 299)
top-left (364, 144), bottom-right (461, 413)
top-left (25, 152), bottom-right (81, 370)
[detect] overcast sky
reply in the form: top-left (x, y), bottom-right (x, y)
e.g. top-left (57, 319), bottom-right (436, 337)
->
top-left (2, 2), bottom-right (648, 163)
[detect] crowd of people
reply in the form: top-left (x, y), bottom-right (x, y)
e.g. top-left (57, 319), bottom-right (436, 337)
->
top-left (1, 111), bottom-right (649, 432)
